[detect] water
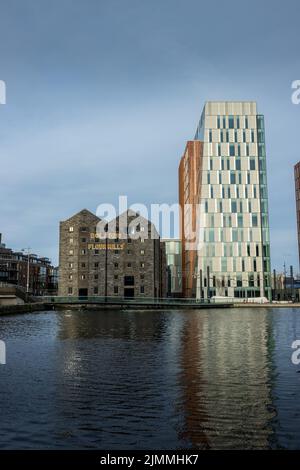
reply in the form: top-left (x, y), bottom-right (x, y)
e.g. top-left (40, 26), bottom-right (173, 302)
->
top-left (0, 307), bottom-right (300, 450)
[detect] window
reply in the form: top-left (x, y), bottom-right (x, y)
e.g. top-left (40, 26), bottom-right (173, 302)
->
top-left (236, 159), bottom-right (241, 171)
top-left (69, 238), bottom-right (74, 244)
top-left (69, 263), bottom-right (73, 268)
top-left (68, 274), bottom-right (73, 280)
top-left (94, 287), bottom-right (98, 294)
top-left (140, 262), bottom-right (145, 268)
top-left (252, 214), bottom-right (258, 227)
top-left (81, 249), bottom-right (86, 255)
top-left (94, 262), bottom-right (99, 268)
top-left (140, 274), bottom-right (145, 280)
top-left (127, 250), bottom-right (132, 254)
top-left (114, 263), bottom-right (119, 268)
top-left (231, 201), bottom-right (237, 213)
top-left (114, 286), bottom-right (119, 294)
top-left (127, 262), bottom-right (132, 268)
top-left (140, 286), bottom-right (145, 294)
top-left (69, 227), bottom-right (74, 232)
top-left (209, 130), bottom-right (212, 142)
top-left (81, 238), bottom-right (86, 242)
top-left (230, 173), bottom-right (236, 184)
top-left (250, 158), bottom-right (256, 170)
top-left (81, 263), bottom-right (86, 268)
top-left (124, 276), bottom-right (134, 286)
top-left (69, 249), bottom-right (74, 255)
top-left (81, 274), bottom-right (86, 280)
top-left (237, 215), bottom-right (243, 228)
top-left (114, 274), bottom-right (118, 280)
top-left (94, 274), bottom-right (98, 280)
top-left (68, 287), bottom-right (73, 294)
top-left (229, 144), bottom-right (235, 156)
top-left (229, 115), bottom-right (234, 129)
top-left (80, 226), bottom-right (87, 232)
top-left (140, 249), bottom-right (145, 255)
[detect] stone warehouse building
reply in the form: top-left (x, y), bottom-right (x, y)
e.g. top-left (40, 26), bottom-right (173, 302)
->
top-left (58, 209), bottom-right (166, 298)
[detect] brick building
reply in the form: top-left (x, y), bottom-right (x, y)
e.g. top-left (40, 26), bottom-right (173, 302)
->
top-left (295, 162), bottom-right (300, 268)
top-left (0, 233), bottom-right (58, 295)
top-left (58, 209), bottom-right (166, 298)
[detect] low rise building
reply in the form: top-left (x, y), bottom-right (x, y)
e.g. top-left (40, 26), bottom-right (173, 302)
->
top-left (0, 233), bottom-right (58, 295)
top-left (163, 239), bottom-right (182, 297)
top-left (58, 209), bottom-right (166, 298)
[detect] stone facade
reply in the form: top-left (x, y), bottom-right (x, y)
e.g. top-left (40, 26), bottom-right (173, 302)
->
top-left (58, 209), bottom-right (166, 298)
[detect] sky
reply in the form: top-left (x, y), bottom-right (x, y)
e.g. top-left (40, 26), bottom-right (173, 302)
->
top-left (0, 0), bottom-right (299, 270)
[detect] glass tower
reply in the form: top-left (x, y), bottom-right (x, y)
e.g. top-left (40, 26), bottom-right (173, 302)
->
top-left (180, 102), bottom-right (271, 300)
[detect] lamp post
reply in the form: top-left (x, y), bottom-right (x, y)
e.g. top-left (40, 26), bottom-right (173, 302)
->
top-left (21, 247), bottom-right (31, 300)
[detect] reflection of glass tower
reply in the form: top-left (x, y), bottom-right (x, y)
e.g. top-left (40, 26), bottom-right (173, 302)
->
top-left (179, 102), bottom-right (271, 299)
top-left (178, 309), bottom-right (275, 449)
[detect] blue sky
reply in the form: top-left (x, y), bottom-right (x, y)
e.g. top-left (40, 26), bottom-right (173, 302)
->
top-left (0, 0), bottom-right (299, 270)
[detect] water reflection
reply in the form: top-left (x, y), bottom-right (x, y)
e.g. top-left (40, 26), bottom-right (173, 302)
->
top-left (0, 308), bottom-right (300, 449)
top-left (178, 309), bottom-right (276, 449)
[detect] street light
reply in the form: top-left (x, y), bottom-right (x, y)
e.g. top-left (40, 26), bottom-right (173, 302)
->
top-left (21, 247), bottom-right (31, 296)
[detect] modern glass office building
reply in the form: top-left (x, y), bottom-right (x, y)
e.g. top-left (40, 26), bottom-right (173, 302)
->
top-left (163, 239), bottom-right (182, 297)
top-left (179, 102), bottom-right (271, 300)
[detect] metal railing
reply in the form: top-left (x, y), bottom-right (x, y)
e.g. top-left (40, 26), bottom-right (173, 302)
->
top-left (41, 295), bottom-right (211, 305)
